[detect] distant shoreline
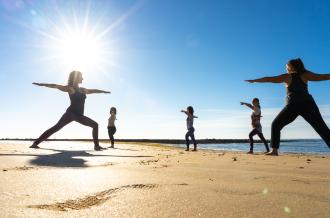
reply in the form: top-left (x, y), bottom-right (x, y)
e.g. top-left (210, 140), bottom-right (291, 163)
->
top-left (0, 138), bottom-right (321, 144)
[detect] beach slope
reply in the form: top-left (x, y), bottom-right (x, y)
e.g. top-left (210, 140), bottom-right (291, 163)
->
top-left (0, 141), bottom-right (329, 217)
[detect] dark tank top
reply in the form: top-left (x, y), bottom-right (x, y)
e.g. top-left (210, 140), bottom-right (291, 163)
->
top-left (66, 87), bottom-right (86, 115)
top-left (286, 73), bottom-right (313, 104)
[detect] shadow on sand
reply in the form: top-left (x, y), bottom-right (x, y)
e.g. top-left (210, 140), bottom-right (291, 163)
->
top-left (0, 147), bottom-right (153, 168)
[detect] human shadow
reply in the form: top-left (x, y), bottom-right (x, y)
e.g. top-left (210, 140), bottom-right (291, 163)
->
top-left (0, 148), bottom-right (153, 168)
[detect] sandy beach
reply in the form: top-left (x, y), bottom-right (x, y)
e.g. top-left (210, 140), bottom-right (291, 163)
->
top-left (0, 141), bottom-right (329, 218)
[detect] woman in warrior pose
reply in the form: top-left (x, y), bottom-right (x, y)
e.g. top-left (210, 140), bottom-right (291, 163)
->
top-left (246, 58), bottom-right (330, 155)
top-left (30, 70), bottom-right (110, 151)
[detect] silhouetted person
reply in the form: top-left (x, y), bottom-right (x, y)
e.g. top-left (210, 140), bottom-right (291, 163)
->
top-left (246, 58), bottom-right (330, 155)
top-left (107, 107), bottom-right (117, 148)
top-left (30, 70), bottom-right (110, 151)
top-left (241, 98), bottom-right (270, 154)
top-left (181, 106), bottom-right (198, 151)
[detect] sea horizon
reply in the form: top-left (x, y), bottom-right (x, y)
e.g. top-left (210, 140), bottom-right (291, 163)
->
top-left (2, 138), bottom-right (329, 155)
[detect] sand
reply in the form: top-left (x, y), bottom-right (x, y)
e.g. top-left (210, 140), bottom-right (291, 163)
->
top-left (0, 141), bottom-right (329, 218)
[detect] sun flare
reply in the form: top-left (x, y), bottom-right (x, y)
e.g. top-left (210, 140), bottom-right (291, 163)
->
top-left (54, 31), bottom-right (104, 73)
top-left (4, 0), bottom-right (144, 80)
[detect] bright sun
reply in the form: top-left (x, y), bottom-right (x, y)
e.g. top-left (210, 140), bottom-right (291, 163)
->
top-left (25, 1), bottom-right (143, 78)
top-left (55, 31), bottom-right (103, 72)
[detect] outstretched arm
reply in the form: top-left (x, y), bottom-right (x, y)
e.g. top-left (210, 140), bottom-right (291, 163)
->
top-left (81, 88), bottom-right (111, 94)
top-left (32, 83), bottom-right (71, 93)
top-left (304, 71), bottom-right (330, 82)
top-left (181, 110), bottom-right (198, 118)
top-left (245, 74), bottom-right (288, 83)
top-left (240, 102), bottom-right (253, 109)
top-left (181, 110), bottom-right (188, 115)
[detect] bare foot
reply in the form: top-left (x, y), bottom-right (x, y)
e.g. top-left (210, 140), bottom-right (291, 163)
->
top-left (266, 150), bottom-right (278, 156)
top-left (191, 149), bottom-right (197, 152)
top-left (247, 151), bottom-right (253, 154)
top-left (185, 149), bottom-right (189, 151)
top-left (29, 143), bottom-right (39, 149)
top-left (94, 146), bottom-right (106, 151)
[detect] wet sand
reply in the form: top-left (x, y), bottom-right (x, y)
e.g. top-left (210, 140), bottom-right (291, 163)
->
top-left (0, 141), bottom-right (329, 217)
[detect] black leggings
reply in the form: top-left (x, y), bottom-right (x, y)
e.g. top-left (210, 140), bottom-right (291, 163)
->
top-left (107, 126), bottom-right (116, 146)
top-left (249, 128), bottom-right (269, 152)
top-left (33, 111), bottom-right (99, 147)
top-left (271, 100), bottom-right (330, 149)
top-left (185, 127), bottom-right (197, 149)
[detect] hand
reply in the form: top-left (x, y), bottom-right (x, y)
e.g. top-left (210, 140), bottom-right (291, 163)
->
top-left (104, 91), bottom-right (111, 94)
top-left (240, 102), bottom-right (245, 105)
top-left (181, 110), bottom-right (185, 113)
top-left (245, 80), bottom-right (255, 83)
top-left (32, 82), bottom-right (42, 86)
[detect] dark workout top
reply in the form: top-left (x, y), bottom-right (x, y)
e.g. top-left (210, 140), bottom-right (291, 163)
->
top-left (186, 116), bottom-right (194, 130)
top-left (66, 87), bottom-right (86, 115)
top-left (286, 73), bottom-right (313, 104)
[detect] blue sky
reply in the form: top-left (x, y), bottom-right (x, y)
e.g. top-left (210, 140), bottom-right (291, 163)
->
top-left (0, 0), bottom-right (330, 140)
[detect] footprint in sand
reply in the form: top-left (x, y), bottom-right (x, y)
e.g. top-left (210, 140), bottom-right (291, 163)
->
top-left (291, 179), bottom-right (310, 185)
top-left (28, 184), bottom-right (158, 211)
top-left (95, 162), bottom-right (116, 167)
top-left (139, 159), bottom-right (159, 165)
top-left (253, 176), bottom-right (267, 180)
top-left (2, 166), bottom-right (35, 172)
top-left (176, 183), bottom-right (188, 186)
top-left (153, 164), bottom-right (169, 169)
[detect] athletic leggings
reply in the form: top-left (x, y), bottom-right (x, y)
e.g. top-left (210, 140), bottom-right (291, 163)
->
top-left (271, 100), bottom-right (330, 149)
top-left (249, 128), bottom-right (269, 152)
top-left (33, 111), bottom-right (99, 147)
top-left (185, 127), bottom-right (197, 149)
top-left (107, 126), bottom-right (116, 146)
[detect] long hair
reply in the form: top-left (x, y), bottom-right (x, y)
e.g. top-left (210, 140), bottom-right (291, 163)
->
top-left (253, 98), bottom-right (260, 109)
top-left (287, 58), bottom-right (306, 75)
top-left (68, 71), bottom-right (82, 86)
top-left (187, 106), bottom-right (194, 115)
top-left (110, 107), bottom-right (117, 115)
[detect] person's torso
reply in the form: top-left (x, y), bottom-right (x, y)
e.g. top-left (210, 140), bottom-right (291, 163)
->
top-left (67, 87), bottom-right (86, 115)
top-left (186, 116), bottom-right (194, 129)
top-left (108, 115), bottom-right (116, 127)
top-left (286, 73), bottom-right (313, 104)
top-left (251, 106), bottom-right (261, 127)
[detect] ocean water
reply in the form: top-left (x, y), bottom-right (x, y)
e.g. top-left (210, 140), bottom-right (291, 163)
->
top-left (175, 139), bottom-right (330, 154)
top-left (1, 139), bottom-right (329, 155)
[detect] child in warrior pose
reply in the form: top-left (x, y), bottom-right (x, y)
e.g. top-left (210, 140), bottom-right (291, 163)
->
top-left (181, 106), bottom-right (198, 151)
top-left (241, 98), bottom-right (270, 154)
top-left (107, 107), bottom-right (117, 148)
